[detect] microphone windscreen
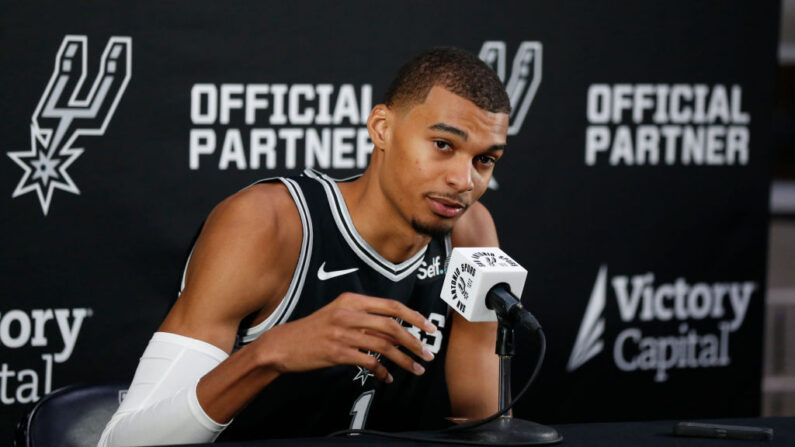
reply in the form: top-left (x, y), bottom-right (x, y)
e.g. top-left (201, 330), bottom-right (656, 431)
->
top-left (440, 247), bottom-right (528, 322)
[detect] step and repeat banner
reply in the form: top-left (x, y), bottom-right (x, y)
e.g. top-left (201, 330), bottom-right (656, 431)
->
top-left (0, 1), bottom-right (779, 441)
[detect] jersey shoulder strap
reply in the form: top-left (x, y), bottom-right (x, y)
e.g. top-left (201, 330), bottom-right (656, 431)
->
top-left (233, 175), bottom-right (316, 346)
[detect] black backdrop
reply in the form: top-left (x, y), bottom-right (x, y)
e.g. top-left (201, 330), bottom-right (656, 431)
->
top-left (0, 1), bottom-right (780, 442)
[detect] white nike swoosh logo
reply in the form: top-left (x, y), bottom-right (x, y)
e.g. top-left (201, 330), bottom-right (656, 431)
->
top-left (317, 262), bottom-right (359, 281)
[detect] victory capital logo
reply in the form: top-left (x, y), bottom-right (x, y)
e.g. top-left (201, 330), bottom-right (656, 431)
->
top-left (8, 35), bottom-right (132, 215)
top-left (567, 265), bottom-right (756, 382)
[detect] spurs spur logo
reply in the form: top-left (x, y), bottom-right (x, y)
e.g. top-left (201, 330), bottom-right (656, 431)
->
top-left (478, 41), bottom-right (542, 137)
top-left (478, 41), bottom-right (542, 191)
top-left (7, 35), bottom-right (132, 215)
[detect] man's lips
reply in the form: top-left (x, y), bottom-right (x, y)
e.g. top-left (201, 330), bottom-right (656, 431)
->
top-left (426, 196), bottom-right (466, 218)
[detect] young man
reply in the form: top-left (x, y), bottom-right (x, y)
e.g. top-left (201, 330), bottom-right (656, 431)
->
top-left (99, 47), bottom-right (511, 446)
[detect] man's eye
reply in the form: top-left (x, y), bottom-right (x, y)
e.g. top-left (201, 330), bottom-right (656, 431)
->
top-left (434, 141), bottom-right (451, 151)
top-left (476, 155), bottom-right (496, 166)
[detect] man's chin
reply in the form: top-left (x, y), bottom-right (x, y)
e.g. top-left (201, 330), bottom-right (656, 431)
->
top-left (411, 217), bottom-right (454, 239)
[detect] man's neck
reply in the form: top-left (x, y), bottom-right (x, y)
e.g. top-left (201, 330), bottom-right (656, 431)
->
top-left (337, 168), bottom-right (431, 264)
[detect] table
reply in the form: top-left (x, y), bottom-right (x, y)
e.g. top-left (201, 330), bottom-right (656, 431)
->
top-left (181, 417), bottom-right (794, 447)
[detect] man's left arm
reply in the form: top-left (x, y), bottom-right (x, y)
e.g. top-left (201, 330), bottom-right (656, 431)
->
top-left (446, 201), bottom-right (500, 419)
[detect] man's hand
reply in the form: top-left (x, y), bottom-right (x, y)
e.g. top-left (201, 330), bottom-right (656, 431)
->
top-left (257, 292), bottom-right (438, 382)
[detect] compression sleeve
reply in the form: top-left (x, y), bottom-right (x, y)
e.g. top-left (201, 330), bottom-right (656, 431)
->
top-left (97, 332), bottom-right (231, 447)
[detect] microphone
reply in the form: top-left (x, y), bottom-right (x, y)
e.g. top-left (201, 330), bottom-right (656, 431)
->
top-left (441, 247), bottom-right (541, 331)
top-left (436, 248), bottom-right (561, 446)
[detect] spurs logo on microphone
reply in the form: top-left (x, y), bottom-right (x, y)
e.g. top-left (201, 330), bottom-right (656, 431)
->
top-left (474, 252), bottom-right (497, 267)
top-left (448, 263), bottom-right (476, 314)
top-left (7, 35), bottom-right (132, 215)
top-left (567, 265), bottom-right (757, 382)
top-left (471, 251), bottom-right (519, 269)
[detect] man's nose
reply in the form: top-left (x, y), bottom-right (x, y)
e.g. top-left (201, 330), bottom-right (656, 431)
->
top-left (445, 157), bottom-right (474, 192)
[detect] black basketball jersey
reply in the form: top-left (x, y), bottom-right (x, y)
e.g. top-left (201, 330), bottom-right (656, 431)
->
top-left (215, 169), bottom-right (453, 441)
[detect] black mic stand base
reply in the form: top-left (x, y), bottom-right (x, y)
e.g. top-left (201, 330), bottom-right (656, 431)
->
top-left (418, 417), bottom-right (561, 446)
top-left (423, 319), bottom-right (562, 445)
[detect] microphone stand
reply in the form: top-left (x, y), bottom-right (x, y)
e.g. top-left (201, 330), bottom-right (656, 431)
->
top-left (479, 320), bottom-right (561, 445)
top-left (497, 323), bottom-right (516, 415)
top-left (426, 318), bottom-right (561, 445)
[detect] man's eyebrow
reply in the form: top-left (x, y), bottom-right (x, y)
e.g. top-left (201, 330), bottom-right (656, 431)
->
top-left (429, 123), bottom-right (468, 141)
top-left (429, 122), bottom-right (507, 151)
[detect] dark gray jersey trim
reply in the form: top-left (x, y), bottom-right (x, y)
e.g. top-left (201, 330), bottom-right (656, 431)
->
top-left (303, 169), bottom-right (427, 282)
top-left (242, 177), bottom-right (313, 342)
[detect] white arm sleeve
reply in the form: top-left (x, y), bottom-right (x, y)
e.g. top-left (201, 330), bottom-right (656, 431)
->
top-left (98, 332), bottom-right (231, 447)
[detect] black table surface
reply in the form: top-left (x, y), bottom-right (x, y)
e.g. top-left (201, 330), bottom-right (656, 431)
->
top-left (180, 417), bottom-right (794, 447)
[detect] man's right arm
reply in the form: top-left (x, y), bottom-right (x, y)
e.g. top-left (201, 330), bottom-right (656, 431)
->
top-left (160, 182), bottom-right (301, 423)
top-left (99, 182), bottom-right (436, 446)
top-left (99, 182), bottom-right (300, 446)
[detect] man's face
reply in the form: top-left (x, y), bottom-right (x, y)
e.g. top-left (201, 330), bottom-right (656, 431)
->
top-left (379, 86), bottom-right (509, 237)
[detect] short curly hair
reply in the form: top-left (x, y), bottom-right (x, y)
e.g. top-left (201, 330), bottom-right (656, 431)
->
top-left (383, 47), bottom-right (511, 114)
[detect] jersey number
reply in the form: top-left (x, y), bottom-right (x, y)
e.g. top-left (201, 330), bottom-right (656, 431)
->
top-left (405, 312), bottom-right (446, 354)
top-left (349, 390), bottom-right (374, 430)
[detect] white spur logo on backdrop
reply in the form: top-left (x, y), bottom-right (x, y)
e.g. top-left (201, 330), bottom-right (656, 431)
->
top-left (478, 41), bottom-right (542, 190)
top-left (7, 35), bottom-right (132, 215)
top-left (478, 41), bottom-right (542, 137)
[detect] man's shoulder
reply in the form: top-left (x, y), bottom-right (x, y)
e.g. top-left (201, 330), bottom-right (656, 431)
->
top-left (205, 181), bottom-right (302, 241)
top-left (194, 180), bottom-right (304, 279)
top-left (164, 181), bottom-right (303, 341)
top-left (451, 202), bottom-right (498, 247)
top-left (213, 181), bottom-right (294, 221)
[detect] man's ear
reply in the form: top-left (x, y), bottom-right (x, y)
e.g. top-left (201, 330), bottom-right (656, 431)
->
top-left (367, 104), bottom-right (391, 151)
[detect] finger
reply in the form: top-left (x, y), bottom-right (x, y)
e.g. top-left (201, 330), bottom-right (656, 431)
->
top-left (344, 331), bottom-right (425, 377)
top-left (343, 294), bottom-right (437, 334)
top-left (353, 314), bottom-right (433, 362)
top-left (363, 329), bottom-right (399, 347)
top-left (346, 348), bottom-right (393, 383)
